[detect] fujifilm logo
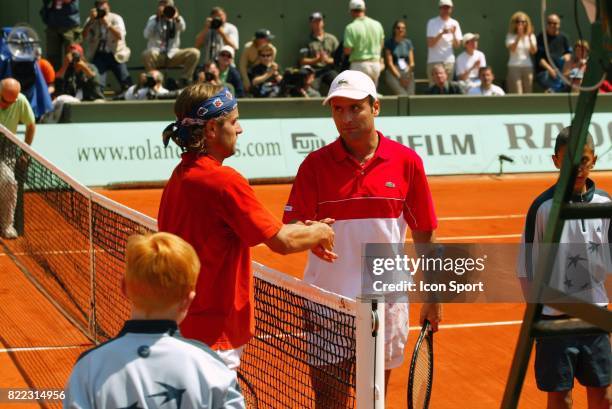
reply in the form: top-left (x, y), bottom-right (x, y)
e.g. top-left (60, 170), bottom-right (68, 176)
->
top-left (291, 133), bottom-right (326, 155)
top-left (393, 134), bottom-right (476, 156)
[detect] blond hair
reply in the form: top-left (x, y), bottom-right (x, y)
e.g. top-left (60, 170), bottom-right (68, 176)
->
top-left (508, 11), bottom-right (533, 35)
top-left (125, 232), bottom-right (200, 312)
top-left (163, 83), bottom-right (225, 153)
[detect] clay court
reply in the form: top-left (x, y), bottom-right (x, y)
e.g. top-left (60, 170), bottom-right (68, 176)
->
top-left (2, 171), bottom-right (611, 408)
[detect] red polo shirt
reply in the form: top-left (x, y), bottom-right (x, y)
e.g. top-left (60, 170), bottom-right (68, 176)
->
top-left (158, 153), bottom-right (282, 350)
top-left (283, 132), bottom-right (437, 298)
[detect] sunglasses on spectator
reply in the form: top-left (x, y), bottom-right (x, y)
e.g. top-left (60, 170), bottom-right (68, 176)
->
top-left (395, 26), bottom-right (406, 30)
top-left (219, 52), bottom-right (232, 58)
top-left (547, 21), bottom-right (560, 25)
top-left (515, 20), bottom-right (527, 24)
top-left (259, 53), bottom-right (273, 58)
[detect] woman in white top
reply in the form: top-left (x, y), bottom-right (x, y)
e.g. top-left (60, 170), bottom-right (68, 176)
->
top-left (505, 11), bottom-right (537, 94)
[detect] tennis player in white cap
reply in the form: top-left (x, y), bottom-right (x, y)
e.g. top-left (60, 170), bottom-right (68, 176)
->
top-left (283, 70), bottom-right (441, 407)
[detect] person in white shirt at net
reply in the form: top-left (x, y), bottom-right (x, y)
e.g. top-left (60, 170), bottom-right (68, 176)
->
top-left (468, 66), bottom-right (506, 96)
top-left (426, 0), bottom-right (462, 84)
top-left (455, 32), bottom-right (486, 91)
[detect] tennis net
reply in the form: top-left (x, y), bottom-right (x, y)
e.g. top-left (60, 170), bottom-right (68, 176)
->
top-left (0, 125), bottom-right (358, 409)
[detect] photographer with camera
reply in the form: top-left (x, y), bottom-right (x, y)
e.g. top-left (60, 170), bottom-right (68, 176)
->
top-left (124, 70), bottom-right (168, 100)
top-left (214, 46), bottom-right (244, 97)
top-left (281, 65), bottom-right (320, 98)
top-left (82, 0), bottom-right (132, 93)
top-left (142, 0), bottom-right (200, 88)
top-left (55, 43), bottom-right (104, 100)
top-left (194, 7), bottom-right (239, 64)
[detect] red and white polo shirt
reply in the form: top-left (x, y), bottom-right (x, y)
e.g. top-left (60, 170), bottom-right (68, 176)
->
top-left (283, 132), bottom-right (438, 298)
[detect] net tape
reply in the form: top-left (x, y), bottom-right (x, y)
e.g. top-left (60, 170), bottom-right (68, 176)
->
top-left (0, 125), bottom-right (357, 408)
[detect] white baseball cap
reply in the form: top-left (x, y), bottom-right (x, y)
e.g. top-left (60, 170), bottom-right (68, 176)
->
top-left (349, 0), bottom-right (365, 11)
top-left (217, 45), bottom-right (235, 58)
top-left (439, 0), bottom-right (453, 7)
top-left (323, 70), bottom-right (378, 105)
top-left (462, 32), bottom-right (479, 46)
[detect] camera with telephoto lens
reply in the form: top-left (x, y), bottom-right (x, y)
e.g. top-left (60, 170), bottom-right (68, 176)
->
top-left (210, 17), bottom-right (222, 29)
top-left (71, 51), bottom-right (81, 64)
top-left (96, 7), bottom-right (107, 19)
top-left (144, 74), bottom-right (157, 88)
top-left (163, 5), bottom-right (176, 19)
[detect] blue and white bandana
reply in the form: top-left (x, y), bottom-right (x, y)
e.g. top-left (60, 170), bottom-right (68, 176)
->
top-left (163, 88), bottom-right (237, 147)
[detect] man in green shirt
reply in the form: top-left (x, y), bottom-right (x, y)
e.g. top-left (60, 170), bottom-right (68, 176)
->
top-left (343, 0), bottom-right (384, 86)
top-left (0, 78), bottom-right (36, 239)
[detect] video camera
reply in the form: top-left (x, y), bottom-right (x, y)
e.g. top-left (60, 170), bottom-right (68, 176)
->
top-left (95, 7), bottom-right (107, 19)
top-left (70, 50), bottom-right (81, 64)
top-left (143, 74), bottom-right (157, 88)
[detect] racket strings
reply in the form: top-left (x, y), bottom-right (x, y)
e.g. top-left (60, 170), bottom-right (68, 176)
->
top-left (409, 333), bottom-right (433, 409)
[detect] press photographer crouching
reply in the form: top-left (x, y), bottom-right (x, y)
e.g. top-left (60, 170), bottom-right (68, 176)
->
top-left (281, 65), bottom-right (321, 98)
top-left (124, 70), bottom-right (170, 100)
top-left (54, 43), bottom-right (104, 101)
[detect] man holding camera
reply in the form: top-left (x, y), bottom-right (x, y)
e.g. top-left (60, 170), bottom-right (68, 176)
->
top-left (195, 6), bottom-right (239, 64)
top-left (83, 0), bottom-right (132, 93)
top-left (124, 70), bottom-right (168, 100)
top-left (55, 43), bottom-right (104, 101)
top-left (142, 0), bottom-right (200, 88)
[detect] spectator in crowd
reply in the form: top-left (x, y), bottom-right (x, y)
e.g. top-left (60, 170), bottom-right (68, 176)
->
top-left (36, 47), bottom-right (56, 95)
top-left (194, 62), bottom-right (220, 85)
top-left (299, 12), bottom-right (339, 96)
top-left (426, 0), bottom-right (462, 84)
top-left (567, 67), bottom-right (584, 93)
top-left (535, 13), bottom-right (572, 93)
top-left (82, 0), bottom-right (132, 93)
top-left (248, 44), bottom-right (282, 98)
top-left (468, 66), bottom-right (506, 96)
top-left (63, 232), bottom-right (246, 409)
top-left (562, 40), bottom-right (589, 88)
top-left (142, 0), bottom-right (200, 88)
top-left (383, 19), bottom-right (415, 95)
top-left (215, 45), bottom-right (244, 98)
top-left (505, 11), bottom-right (537, 94)
top-left (455, 32), bottom-right (486, 91)
top-left (54, 43), bottom-right (104, 100)
top-left (194, 6), bottom-right (239, 64)
top-left (282, 65), bottom-right (320, 98)
top-left (599, 79), bottom-right (612, 93)
top-left (0, 78), bottom-right (36, 239)
top-left (239, 29), bottom-right (277, 93)
top-left (343, 0), bottom-right (385, 86)
top-left (427, 63), bottom-right (462, 94)
top-left (39, 0), bottom-right (81, 70)
top-left (124, 70), bottom-right (168, 100)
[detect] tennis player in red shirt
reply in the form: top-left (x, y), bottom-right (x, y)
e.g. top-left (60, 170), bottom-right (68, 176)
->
top-left (158, 83), bottom-right (336, 369)
top-left (283, 70), bottom-right (442, 407)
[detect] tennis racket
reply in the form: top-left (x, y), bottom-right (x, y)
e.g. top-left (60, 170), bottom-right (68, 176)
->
top-left (407, 319), bottom-right (434, 409)
top-left (237, 371), bottom-right (259, 409)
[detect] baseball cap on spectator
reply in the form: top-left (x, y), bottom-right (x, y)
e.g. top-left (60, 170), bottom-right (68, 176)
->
top-left (439, 0), bottom-right (453, 7)
top-left (300, 65), bottom-right (315, 75)
top-left (255, 29), bottom-right (275, 40)
top-left (217, 45), bottom-right (234, 59)
top-left (462, 32), bottom-right (479, 46)
top-left (349, 0), bottom-right (365, 11)
top-left (309, 12), bottom-right (324, 21)
top-left (67, 43), bottom-right (84, 56)
top-left (159, 0), bottom-right (174, 5)
top-left (323, 70), bottom-right (378, 105)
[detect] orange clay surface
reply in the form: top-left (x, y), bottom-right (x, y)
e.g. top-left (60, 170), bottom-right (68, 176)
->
top-left (3, 171), bottom-right (612, 409)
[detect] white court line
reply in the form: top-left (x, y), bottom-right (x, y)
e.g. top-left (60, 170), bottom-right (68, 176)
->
top-left (0, 249), bottom-right (98, 258)
top-left (0, 345), bottom-right (90, 353)
top-left (438, 214), bottom-right (524, 221)
top-left (409, 320), bottom-right (523, 331)
top-left (434, 233), bottom-right (522, 241)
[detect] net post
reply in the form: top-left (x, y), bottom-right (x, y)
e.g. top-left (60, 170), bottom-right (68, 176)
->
top-left (356, 295), bottom-right (385, 409)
